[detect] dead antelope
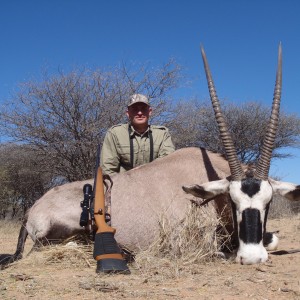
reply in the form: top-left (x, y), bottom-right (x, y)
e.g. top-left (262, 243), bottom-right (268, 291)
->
top-left (1, 147), bottom-right (234, 267)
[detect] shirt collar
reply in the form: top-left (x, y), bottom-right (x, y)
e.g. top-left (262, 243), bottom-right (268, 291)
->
top-left (129, 124), bottom-right (151, 137)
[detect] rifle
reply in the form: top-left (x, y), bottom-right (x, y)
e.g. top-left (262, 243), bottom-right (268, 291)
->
top-left (82, 144), bottom-right (130, 274)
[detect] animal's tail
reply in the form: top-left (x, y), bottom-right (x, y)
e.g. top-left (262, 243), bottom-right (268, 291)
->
top-left (0, 219), bottom-right (28, 269)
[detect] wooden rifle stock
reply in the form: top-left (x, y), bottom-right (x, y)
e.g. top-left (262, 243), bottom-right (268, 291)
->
top-left (92, 145), bottom-right (129, 274)
top-left (93, 166), bottom-right (115, 235)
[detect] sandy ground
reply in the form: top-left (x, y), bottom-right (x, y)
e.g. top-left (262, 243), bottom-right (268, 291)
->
top-left (1, 216), bottom-right (300, 300)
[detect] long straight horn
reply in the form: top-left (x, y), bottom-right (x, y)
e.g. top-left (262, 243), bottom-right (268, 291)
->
top-left (254, 43), bottom-right (282, 180)
top-left (201, 46), bottom-right (244, 181)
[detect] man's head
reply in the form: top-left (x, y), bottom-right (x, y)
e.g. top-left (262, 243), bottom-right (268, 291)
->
top-left (126, 94), bottom-right (152, 132)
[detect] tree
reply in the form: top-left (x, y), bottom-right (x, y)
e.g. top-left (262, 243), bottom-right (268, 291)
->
top-left (0, 60), bottom-right (181, 181)
top-left (0, 168), bottom-right (12, 218)
top-left (0, 144), bottom-right (51, 218)
top-left (168, 99), bottom-right (300, 164)
top-left (1, 59), bottom-right (299, 182)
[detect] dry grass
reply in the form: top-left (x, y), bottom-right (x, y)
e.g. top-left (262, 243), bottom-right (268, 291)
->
top-left (1, 213), bottom-right (300, 299)
top-left (1, 203), bottom-right (229, 279)
top-left (10, 242), bottom-right (94, 270)
top-left (0, 220), bottom-right (26, 254)
top-left (2, 197), bottom-right (297, 278)
top-left (269, 194), bottom-right (300, 219)
top-left (132, 203), bottom-right (230, 278)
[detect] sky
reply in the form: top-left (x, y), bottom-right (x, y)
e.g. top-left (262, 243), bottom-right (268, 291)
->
top-left (0, 0), bottom-right (299, 183)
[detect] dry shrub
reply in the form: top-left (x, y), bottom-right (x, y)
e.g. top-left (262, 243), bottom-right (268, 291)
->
top-left (133, 204), bottom-right (229, 278)
top-left (269, 194), bottom-right (300, 219)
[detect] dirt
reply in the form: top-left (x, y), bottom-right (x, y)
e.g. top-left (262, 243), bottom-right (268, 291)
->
top-left (1, 216), bottom-right (300, 300)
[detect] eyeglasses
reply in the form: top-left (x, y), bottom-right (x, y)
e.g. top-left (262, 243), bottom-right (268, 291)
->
top-left (128, 104), bottom-right (150, 114)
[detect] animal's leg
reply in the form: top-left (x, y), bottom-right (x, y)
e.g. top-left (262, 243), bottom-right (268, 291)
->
top-left (0, 222), bottom-right (29, 268)
top-left (263, 231), bottom-right (279, 250)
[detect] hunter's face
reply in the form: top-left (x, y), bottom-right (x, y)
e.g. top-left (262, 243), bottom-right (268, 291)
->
top-left (126, 103), bottom-right (152, 128)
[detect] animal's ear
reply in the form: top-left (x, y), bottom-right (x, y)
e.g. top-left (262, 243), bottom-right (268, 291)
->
top-left (182, 178), bottom-right (230, 199)
top-left (269, 179), bottom-right (300, 201)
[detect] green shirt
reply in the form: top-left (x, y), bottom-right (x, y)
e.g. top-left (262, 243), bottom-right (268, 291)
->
top-left (100, 124), bottom-right (175, 175)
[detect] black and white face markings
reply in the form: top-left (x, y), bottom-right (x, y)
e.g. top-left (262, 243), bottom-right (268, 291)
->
top-left (229, 177), bottom-right (274, 264)
top-left (182, 176), bottom-right (300, 264)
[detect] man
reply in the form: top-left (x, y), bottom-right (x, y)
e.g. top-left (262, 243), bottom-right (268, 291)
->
top-left (100, 94), bottom-right (175, 175)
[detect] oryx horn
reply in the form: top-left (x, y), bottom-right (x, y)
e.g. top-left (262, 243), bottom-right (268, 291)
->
top-left (254, 43), bottom-right (282, 180)
top-left (201, 46), bottom-right (244, 181)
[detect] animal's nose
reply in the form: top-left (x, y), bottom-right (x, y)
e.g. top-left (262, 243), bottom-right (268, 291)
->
top-left (236, 243), bottom-right (268, 265)
top-left (239, 256), bottom-right (262, 265)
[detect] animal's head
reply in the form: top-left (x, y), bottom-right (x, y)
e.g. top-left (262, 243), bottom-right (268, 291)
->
top-left (183, 44), bottom-right (300, 264)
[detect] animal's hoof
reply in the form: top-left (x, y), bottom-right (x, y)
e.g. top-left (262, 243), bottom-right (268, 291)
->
top-left (96, 259), bottom-right (130, 274)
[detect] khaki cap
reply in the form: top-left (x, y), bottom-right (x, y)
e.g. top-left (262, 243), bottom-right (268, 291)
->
top-left (128, 94), bottom-right (150, 107)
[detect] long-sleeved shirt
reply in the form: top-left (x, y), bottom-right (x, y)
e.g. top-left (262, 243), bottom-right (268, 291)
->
top-left (100, 123), bottom-right (175, 175)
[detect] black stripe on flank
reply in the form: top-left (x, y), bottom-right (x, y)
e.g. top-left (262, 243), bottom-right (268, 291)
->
top-left (241, 177), bottom-right (262, 197)
top-left (200, 148), bottom-right (220, 181)
top-left (239, 208), bottom-right (262, 244)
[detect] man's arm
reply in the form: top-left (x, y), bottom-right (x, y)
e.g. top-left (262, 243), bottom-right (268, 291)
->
top-left (100, 130), bottom-right (120, 175)
top-left (158, 128), bottom-right (175, 158)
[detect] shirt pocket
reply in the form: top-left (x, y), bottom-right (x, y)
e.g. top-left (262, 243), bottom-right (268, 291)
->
top-left (117, 144), bottom-right (131, 165)
top-left (144, 139), bottom-right (160, 159)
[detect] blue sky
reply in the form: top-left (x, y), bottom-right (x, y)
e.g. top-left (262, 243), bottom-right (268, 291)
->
top-left (0, 0), bottom-right (299, 183)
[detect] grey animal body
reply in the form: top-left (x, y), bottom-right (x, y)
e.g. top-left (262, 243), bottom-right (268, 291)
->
top-left (31, 147), bottom-right (230, 251)
top-left (0, 147), bottom-right (232, 266)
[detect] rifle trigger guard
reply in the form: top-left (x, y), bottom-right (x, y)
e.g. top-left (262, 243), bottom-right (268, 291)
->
top-left (95, 209), bottom-right (103, 215)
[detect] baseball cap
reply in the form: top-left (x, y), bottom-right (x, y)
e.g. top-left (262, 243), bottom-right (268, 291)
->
top-left (127, 94), bottom-right (150, 107)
